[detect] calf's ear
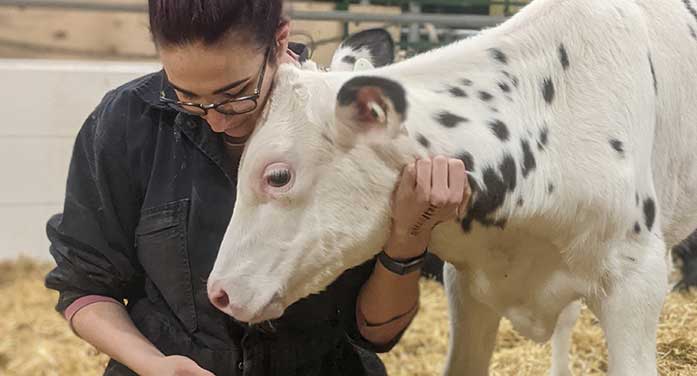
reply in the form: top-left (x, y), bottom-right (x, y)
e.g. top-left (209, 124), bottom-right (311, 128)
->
top-left (334, 76), bottom-right (408, 147)
top-left (329, 28), bottom-right (395, 72)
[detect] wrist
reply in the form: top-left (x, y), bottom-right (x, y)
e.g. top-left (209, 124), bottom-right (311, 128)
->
top-left (385, 227), bottom-right (429, 259)
top-left (378, 249), bottom-right (427, 276)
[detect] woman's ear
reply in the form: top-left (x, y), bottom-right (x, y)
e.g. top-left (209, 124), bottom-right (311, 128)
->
top-left (275, 20), bottom-right (291, 61)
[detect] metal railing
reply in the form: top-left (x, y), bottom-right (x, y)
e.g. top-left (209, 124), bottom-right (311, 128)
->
top-left (0, 0), bottom-right (145, 12)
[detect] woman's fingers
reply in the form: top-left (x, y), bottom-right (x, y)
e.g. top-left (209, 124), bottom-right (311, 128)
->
top-left (415, 159), bottom-right (432, 204)
top-left (447, 158), bottom-right (466, 206)
top-left (392, 156), bottom-right (471, 234)
top-left (430, 156), bottom-right (450, 207)
top-left (397, 162), bottom-right (417, 195)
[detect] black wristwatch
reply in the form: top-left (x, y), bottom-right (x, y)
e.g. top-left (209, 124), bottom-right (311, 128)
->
top-left (377, 249), bottom-right (428, 275)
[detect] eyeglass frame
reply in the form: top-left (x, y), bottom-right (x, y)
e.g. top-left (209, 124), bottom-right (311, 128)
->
top-left (159, 47), bottom-right (271, 116)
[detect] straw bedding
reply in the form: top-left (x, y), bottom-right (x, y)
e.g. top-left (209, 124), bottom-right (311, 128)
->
top-left (2, 257), bottom-right (695, 376)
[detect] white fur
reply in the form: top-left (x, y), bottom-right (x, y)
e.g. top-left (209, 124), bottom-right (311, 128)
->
top-left (209, 0), bottom-right (697, 374)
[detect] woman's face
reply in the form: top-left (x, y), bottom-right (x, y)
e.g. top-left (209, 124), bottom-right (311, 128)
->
top-left (159, 34), bottom-right (282, 138)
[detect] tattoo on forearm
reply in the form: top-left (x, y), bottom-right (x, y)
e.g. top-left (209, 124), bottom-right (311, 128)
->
top-left (409, 204), bottom-right (438, 236)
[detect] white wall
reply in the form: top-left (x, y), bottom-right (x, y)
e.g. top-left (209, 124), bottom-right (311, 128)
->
top-left (0, 59), bottom-right (161, 261)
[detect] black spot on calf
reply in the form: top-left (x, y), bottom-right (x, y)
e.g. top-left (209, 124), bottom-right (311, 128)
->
top-left (683, 0), bottom-right (697, 24)
top-left (489, 48), bottom-right (508, 64)
top-left (559, 44), bottom-right (570, 70)
top-left (610, 139), bottom-right (624, 156)
top-left (648, 54), bottom-right (657, 94)
top-left (502, 71), bottom-right (519, 88)
top-left (520, 139), bottom-right (536, 177)
top-left (448, 86), bottom-right (468, 98)
top-left (479, 91), bottom-right (494, 102)
top-left (488, 119), bottom-right (510, 141)
top-left (517, 197), bottom-right (524, 207)
top-left (342, 55), bottom-right (357, 65)
top-left (643, 198), bottom-right (656, 231)
top-left (461, 78), bottom-right (474, 86)
top-left (538, 127), bottom-right (549, 150)
top-left (690, 25), bottom-right (697, 41)
top-left (548, 183), bottom-right (555, 194)
top-left (436, 111), bottom-right (469, 128)
top-left (634, 222), bottom-right (641, 234)
top-left (321, 133), bottom-right (334, 145)
top-left (417, 133), bottom-right (430, 149)
top-left (498, 82), bottom-right (511, 93)
top-left (543, 78), bottom-right (555, 104)
top-left (337, 76), bottom-right (408, 118)
top-left (500, 155), bottom-right (517, 192)
top-left (461, 154), bottom-right (517, 232)
top-left (456, 151), bottom-right (476, 172)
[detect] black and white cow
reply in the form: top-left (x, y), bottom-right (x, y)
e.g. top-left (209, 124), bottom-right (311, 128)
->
top-left (209, 1), bottom-right (697, 374)
top-left (674, 229), bottom-right (697, 290)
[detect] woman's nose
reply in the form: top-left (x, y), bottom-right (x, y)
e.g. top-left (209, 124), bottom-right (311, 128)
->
top-left (204, 111), bottom-right (228, 133)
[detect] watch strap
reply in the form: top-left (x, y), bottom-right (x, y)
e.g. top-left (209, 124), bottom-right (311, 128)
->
top-left (377, 250), bottom-right (427, 275)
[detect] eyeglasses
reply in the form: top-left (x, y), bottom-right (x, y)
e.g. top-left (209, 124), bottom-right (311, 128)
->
top-left (160, 48), bottom-right (270, 117)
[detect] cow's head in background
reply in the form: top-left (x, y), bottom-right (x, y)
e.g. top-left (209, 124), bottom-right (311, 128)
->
top-left (207, 29), bottom-right (423, 323)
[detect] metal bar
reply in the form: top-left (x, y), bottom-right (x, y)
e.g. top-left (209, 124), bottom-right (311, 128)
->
top-left (408, 2), bottom-right (421, 44)
top-left (287, 10), bottom-right (507, 29)
top-left (0, 0), bottom-right (508, 29)
top-left (0, 0), bottom-right (506, 29)
top-left (0, 0), bottom-right (146, 12)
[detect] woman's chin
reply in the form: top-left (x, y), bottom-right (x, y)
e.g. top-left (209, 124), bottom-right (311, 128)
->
top-left (224, 129), bottom-right (250, 138)
top-left (224, 115), bottom-right (258, 137)
top-left (223, 122), bottom-right (254, 138)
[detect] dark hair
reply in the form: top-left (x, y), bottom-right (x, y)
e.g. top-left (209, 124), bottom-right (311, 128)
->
top-left (148, 0), bottom-right (284, 49)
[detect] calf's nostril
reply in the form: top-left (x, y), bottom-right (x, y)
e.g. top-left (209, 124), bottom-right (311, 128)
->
top-left (210, 289), bottom-right (230, 309)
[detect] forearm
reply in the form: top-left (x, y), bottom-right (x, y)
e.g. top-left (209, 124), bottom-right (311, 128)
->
top-left (71, 301), bottom-right (164, 375)
top-left (357, 237), bottom-right (423, 345)
top-left (357, 156), bottom-right (468, 346)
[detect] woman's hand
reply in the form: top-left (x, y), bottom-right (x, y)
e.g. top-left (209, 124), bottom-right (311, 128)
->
top-left (149, 355), bottom-right (215, 376)
top-left (386, 156), bottom-right (471, 259)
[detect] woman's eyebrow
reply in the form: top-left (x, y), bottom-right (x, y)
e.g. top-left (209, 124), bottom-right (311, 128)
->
top-left (169, 76), bottom-right (251, 97)
top-left (213, 77), bottom-right (252, 94)
top-left (168, 82), bottom-right (197, 97)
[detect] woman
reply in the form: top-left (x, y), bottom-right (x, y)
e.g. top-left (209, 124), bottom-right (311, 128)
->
top-left (45, 1), bottom-right (469, 375)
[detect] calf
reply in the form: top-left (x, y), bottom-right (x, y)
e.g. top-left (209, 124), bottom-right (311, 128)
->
top-left (209, 0), bottom-right (697, 374)
top-left (674, 229), bottom-right (697, 290)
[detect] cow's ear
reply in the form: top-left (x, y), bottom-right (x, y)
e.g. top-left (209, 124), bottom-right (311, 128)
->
top-left (334, 76), bottom-right (408, 146)
top-left (329, 28), bottom-right (395, 72)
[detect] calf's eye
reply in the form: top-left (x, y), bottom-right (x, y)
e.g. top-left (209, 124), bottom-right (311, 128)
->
top-left (266, 169), bottom-right (292, 188)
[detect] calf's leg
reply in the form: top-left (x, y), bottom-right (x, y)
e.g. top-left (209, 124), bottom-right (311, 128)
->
top-left (587, 238), bottom-right (668, 376)
top-left (443, 262), bottom-right (501, 376)
top-left (549, 300), bottom-right (581, 376)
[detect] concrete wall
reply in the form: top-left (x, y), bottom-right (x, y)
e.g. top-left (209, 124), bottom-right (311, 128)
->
top-left (0, 59), bottom-right (160, 261)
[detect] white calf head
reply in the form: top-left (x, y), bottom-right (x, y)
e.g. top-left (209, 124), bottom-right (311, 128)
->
top-left (206, 28), bottom-right (412, 323)
top-left (207, 64), bottom-right (419, 323)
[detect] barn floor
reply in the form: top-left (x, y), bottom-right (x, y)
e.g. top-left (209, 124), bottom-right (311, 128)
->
top-left (2, 257), bottom-right (696, 376)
